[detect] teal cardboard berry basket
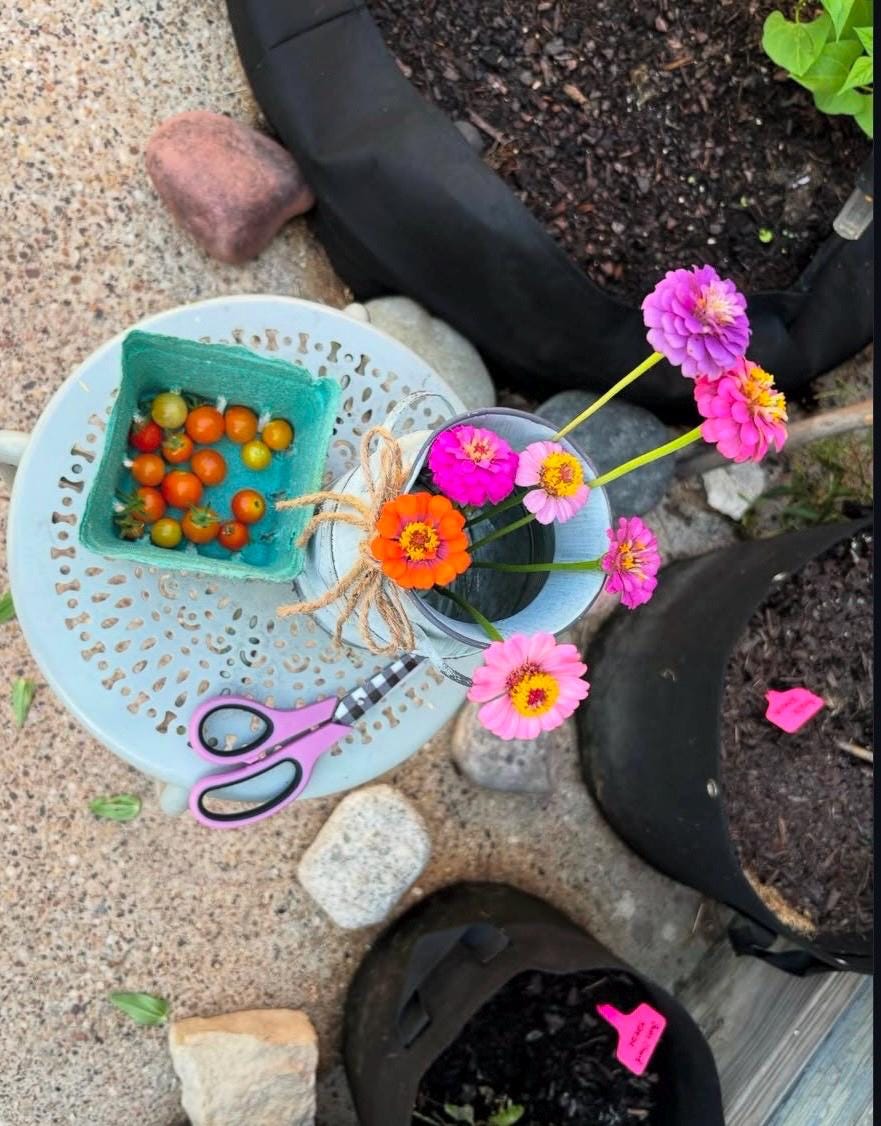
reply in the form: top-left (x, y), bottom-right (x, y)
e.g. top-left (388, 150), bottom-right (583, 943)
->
top-left (79, 329), bottom-right (341, 581)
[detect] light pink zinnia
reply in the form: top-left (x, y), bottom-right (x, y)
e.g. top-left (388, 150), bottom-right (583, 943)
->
top-left (642, 264), bottom-right (750, 380)
top-left (514, 441), bottom-right (590, 524)
top-left (467, 632), bottom-right (590, 740)
top-left (427, 425), bottom-right (519, 507)
top-left (601, 516), bottom-right (661, 610)
top-left (694, 358), bottom-right (788, 463)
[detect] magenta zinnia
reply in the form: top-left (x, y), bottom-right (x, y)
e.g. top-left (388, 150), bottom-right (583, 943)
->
top-left (642, 264), bottom-right (750, 380)
top-left (601, 516), bottom-right (661, 610)
top-left (515, 440), bottom-right (590, 524)
top-left (467, 632), bottom-right (590, 740)
top-left (694, 358), bottom-right (787, 463)
top-left (427, 425), bottom-right (519, 507)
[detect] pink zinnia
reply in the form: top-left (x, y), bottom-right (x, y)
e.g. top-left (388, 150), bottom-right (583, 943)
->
top-left (467, 632), bottom-right (590, 740)
top-left (694, 358), bottom-right (788, 463)
top-left (515, 441), bottom-right (590, 525)
top-left (427, 425), bottom-right (519, 507)
top-left (601, 516), bottom-right (661, 610)
top-left (642, 265), bottom-right (750, 380)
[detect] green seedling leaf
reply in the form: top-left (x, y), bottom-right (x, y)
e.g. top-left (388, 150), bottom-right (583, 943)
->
top-left (855, 26), bottom-right (873, 56)
top-left (0, 591), bottom-right (15, 625)
top-left (108, 992), bottom-right (169, 1026)
top-left (839, 54), bottom-right (873, 92)
top-left (489, 1105), bottom-right (525, 1126)
top-left (814, 84), bottom-right (868, 114)
top-left (444, 1107), bottom-right (475, 1124)
top-left (763, 11), bottom-right (832, 75)
top-left (11, 678), bottom-right (36, 728)
top-left (89, 794), bottom-right (142, 822)
top-left (854, 92), bottom-right (874, 135)
top-left (795, 38), bottom-right (863, 93)
top-left (758, 228), bottom-right (775, 243)
top-left (840, 0), bottom-right (874, 40)
top-left (821, 0), bottom-right (856, 41)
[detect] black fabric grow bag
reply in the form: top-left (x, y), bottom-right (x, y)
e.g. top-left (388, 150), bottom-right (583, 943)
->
top-left (226, 0), bottom-right (873, 418)
top-left (344, 881), bottom-right (723, 1124)
top-left (579, 520), bottom-right (873, 976)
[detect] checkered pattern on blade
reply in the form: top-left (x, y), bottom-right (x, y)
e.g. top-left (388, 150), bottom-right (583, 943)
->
top-left (333, 653), bottom-right (424, 727)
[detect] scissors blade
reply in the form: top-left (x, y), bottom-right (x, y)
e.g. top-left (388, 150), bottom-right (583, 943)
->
top-left (332, 653), bottom-right (424, 728)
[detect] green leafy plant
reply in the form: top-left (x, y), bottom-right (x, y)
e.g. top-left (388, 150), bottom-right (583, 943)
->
top-left (414, 1098), bottom-right (525, 1126)
top-left (11, 677), bottom-right (36, 728)
top-left (108, 991), bottom-right (169, 1026)
top-left (89, 794), bottom-right (142, 822)
top-left (0, 591), bottom-right (15, 624)
top-left (762, 0), bottom-right (873, 135)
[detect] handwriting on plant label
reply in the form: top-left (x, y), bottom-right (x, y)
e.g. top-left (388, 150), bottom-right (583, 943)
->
top-left (764, 687), bottom-right (825, 734)
top-left (596, 1001), bottom-right (667, 1075)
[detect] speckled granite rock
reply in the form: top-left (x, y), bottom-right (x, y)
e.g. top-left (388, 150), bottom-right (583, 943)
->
top-left (169, 1009), bottom-right (317, 1126)
top-left (146, 111), bottom-right (315, 264)
top-left (452, 703), bottom-right (573, 793)
top-left (535, 390), bottom-right (673, 515)
top-left (702, 462), bottom-right (766, 521)
top-left (297, 786), bottom-right (431, 928)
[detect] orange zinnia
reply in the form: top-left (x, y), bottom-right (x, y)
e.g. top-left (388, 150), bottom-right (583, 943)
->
top-left (371, 492), bottom-right (471, 590)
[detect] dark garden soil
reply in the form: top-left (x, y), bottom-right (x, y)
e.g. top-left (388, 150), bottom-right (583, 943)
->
top-left (720, 531), bottom-right (873, 938)
top-left (369, 0), bottom-right (871, 304)
top-left (412, 969), bottom-right (660, 1125)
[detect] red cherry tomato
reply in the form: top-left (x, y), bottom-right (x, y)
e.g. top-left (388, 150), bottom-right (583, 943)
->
top-left (162, 431), bottom-right (194, 465)
top-left (161, 470), bottom-right (203, 509)
top-left (218, 520), bottom-right (250, 552)
top-left (224, 405), bottom-right (259, 444)
top-left (191, 449), bottom-right (227, 486)
top-left (185, 405), bottom-right (225, 445)
top-left (130, 453), bottom-right (165, 487)
top-left (133, 486), bottom-right (166, 524)
top-left (129, 418), bottom-right (162, 453)
top-left (181, 506), bottom-right (221, 545)
top-left (231, 488), bottom-right (266, 525)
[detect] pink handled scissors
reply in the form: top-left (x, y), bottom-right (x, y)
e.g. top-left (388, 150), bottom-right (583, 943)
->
top-left (188, 653), bottom-right (423, 828)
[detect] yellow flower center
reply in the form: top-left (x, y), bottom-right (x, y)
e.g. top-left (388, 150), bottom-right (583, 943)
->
top-left (743, 365), bottom-right (787, 423)
top-left (463, 437), bottom-right (494, 463)
top-left (506, 663), bottom-right (560, 718)
top-left (538, 452), bottom-right (584, 498)
top-left (616, 538), bottom-right (647, 577)
top-left (399, 521), bottom-right (440, 562)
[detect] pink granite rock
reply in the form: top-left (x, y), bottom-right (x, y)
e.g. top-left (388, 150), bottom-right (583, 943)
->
top-left (145, 111), bottom-right (315, 264)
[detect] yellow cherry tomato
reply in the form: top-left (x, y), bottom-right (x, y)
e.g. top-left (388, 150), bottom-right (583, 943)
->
top-left (240, 439), bottom-right (272, 471)
top-left (150, 391), bottom-right (188, 429)
top-left (150, 517), bottom-right (183, 549)
top-left (261, 418), bottom-right (294, 452)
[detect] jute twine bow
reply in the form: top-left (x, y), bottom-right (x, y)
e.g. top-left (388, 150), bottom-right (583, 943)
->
top-left (276, 426), bottom-right (417, 655)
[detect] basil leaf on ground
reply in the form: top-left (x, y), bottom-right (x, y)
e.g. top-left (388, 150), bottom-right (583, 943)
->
top-left (108, 992), bottom-right (169, 1026)
top-left (89, 794), bottom-right (142, 822)
top-left (11, 678), bottom-right (36, 728)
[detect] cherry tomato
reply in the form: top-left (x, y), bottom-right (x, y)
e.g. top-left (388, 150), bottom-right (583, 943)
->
top-left (162, 430), bottom-right (194, 465)
top-left (181, 506), bottom-right (221, 545)
top-left (261, 418), bottom-right (294, 452)
top-left (130, 453), bottom-right (165, 487)
top-left (240, 439), bottom-right (272, 472)
top-left (161, 470), bottom-right (203, 509)
top-left (185, 405), bottom-right (225, 445)
top-left (151, 517), bottom-right (182, 549)
top-left (133, 486), bottom-right (166, 524)
top-left (224, 405), bottom-right (259, 444)
top-left (218, 519), bottom-right (250, 552)
top-left (191, 448), bottom-right (227, 486)
top-left (129, 417), bottom-right (162, 453)
top-left (151, 391), bottom-right (188, 429)
top-left (231, 488), bottom-right (267, 525)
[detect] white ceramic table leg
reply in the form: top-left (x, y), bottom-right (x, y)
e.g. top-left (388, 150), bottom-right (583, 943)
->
top-left (158, 782), bottom-right (190, 816)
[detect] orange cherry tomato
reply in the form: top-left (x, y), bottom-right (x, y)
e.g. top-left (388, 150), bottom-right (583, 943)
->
top-left (191, 448), bottom-right (227, 486)
top-left (224, 405), bottom-right (259, 444)
top-left (231, 488), bottom-right (266, 525)
top-left (133, 486), bottom-right (166, 524)
top-left (185, 405), bottom-right (225, 445)
top-left (161, 470), bottom-right (203, 509)
top-left (261, 418), bottom-right (294, 452)
top-left (181, 506), bottom-right (221, 544)
top-left (150, 517), bottom-right (182, 549)
top-left (162, 431), bottom-right (194, 465)
top-left (218, 519), bottom-right (250, 552)
top-left (240, 439), bottom-right (272, 472)
top-left (130, 453), bottom-right (165, 487)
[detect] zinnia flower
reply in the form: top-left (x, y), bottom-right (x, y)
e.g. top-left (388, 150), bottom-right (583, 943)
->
top-left (642, 265), bottom-right (750, 380)
top-left (601, 516), bottom-right (661, 610)
top-left (694, 358), bottom-right (788, 463)
top-left (371, 492), bottom-right (471, 590)
top-left (427, 424), bottom-right (519, 507)
top-left (514, 441), bottom-right (590, 524)
top-left (467, 632), bottom-right (590, 740)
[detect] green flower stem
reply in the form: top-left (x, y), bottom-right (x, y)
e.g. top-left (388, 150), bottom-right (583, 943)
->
top-left (433, 585), bottom-right (503, 642)
top-left (468, 513), bottom-right (536, 553)
top-left (464, 489), bottom-right (525, 528)
top-left (471, 559), bottom-right (603, 573)
top-left (591, 426), bottom-right (704, 489)
top-left (551, 351), bottom-right (665, 441)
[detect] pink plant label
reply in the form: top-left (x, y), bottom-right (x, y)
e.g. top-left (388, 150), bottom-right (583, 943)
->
top-left (764, 687), bottom-right (825, 733)
top-left (596, 1002), bottom-right (667, 1076)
